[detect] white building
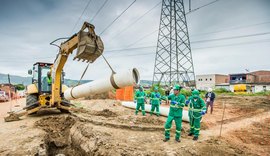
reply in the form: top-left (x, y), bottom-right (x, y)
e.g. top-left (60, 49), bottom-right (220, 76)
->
top-left (196, 74), bottom-right (228, 91)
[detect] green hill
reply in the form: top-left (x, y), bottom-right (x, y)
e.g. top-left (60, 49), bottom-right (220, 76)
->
top-left (0, 73), bottom-right (91, 87)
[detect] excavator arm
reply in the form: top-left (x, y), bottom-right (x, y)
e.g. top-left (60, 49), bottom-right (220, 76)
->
top-left (51, 22), bottom-right (104, 105)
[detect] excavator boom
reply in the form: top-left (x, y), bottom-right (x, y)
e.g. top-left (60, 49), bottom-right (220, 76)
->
top-left (51, 22), bottom-right (104, 104)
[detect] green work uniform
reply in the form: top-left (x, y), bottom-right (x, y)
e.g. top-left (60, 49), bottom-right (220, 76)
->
top-left (135, 90), bottom-right (146, 116)
top-left (188, 96), bottom-right (206, 137)
top-left (150, 91), bottom-right (161, 116)
top-left (164, 93), bottom-right (185, 140)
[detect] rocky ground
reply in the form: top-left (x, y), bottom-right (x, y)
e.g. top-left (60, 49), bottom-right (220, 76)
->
top-left (0, 95), bottom-right (269, 156)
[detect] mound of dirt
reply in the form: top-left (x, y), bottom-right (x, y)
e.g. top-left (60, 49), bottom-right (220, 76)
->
top-left (118, 115), bottom-right (165, 125)
top-left (228, 118), bottom-right (270, 155)
top-left (193, 137), bottom-right (247, 155)
top-left (85, 91), bottom-right (116, 100)
top-left (92, 109), bottom-right (118, 118)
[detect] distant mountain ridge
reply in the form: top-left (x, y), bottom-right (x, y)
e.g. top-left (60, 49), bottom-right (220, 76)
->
top-left (0, 73), bottom-right (153, 87)
top-left (0, 73), bottom-right (91, 87)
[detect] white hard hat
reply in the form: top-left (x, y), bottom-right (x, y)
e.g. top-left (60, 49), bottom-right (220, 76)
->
top-left (208, 88), bottom-right (213, 92)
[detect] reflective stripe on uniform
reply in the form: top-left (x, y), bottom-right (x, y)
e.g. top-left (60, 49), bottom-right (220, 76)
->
top-left (165, 129), bottom-right (170, 131)
top-left (137, 97), bottom-right (145, 99)
top-left (189, 108), bottom-right (203, 112)
top-left (170, 105), bottom-right (184, 108)
top-left (194, 128), bottom-right (200, 130)
top-left (176, 130), bottom-right (181, 133)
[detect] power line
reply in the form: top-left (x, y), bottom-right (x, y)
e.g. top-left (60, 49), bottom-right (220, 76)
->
top-left (186, 0), bottom-right (221, 15)
top-left (3, 38), bottom-right (270, 62)
top-left (106, 45), bottom-right (155, 53)
top-left (192, 39), bottom-right (270, 50)
top-left (99, 0), bottom-right (137, 36)
top-left (105, 34), bottom-right (270, 55)
top-left (124, 20), bottom-right (270, 48)
top-left (105, 38), bottom-right (270, 58)
top-left (126, 29), bottom-right (159, 48)
top-left (70, 0), bottom-right (93, 34)
top-left (121, 0), bottom-right (222, 48)
top-left (107, 1), bottom-right (162, 42)
top-left (90, 0), bottom-right (109, 23)
top-left (108, 31), bottom-right (270, 52)
top-left (192, 32), bottom-right (270, 43)
top-left (191, 21), bottom-right (270, 37)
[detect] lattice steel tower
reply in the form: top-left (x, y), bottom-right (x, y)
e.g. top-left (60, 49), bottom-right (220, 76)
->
top-left (152, 0), bottom-right (195, 86)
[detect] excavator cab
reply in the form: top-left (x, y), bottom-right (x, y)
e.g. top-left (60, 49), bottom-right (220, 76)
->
top-left (29, 62), bottom-right (52, 93)
top-left (28, 62), bottom-right (65, 94)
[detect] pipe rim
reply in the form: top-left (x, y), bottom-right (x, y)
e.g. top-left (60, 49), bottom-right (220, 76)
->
top-left (132, 68), bottom-right (140, 84)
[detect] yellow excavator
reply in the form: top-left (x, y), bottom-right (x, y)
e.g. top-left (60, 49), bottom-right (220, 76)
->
top-left (5, 22), bottom-right (104, 121)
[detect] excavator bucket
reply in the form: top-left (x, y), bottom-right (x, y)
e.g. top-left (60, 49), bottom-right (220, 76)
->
top-left (4, 112), bottom-right (22, 122)
top-left (74, 22), bottom-right (104, 63)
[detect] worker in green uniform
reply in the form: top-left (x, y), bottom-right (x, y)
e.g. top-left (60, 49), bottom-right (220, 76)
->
top-left (150, 86), bottom-right (162, 116)
top-left (42, 71), bottom-right (52, 91)
top-left (164, 85), bottom-right (185, 142)
top-left (134, 86), bottom-right (146, 116)
top-left (186, 89), bottom-right (206, 141)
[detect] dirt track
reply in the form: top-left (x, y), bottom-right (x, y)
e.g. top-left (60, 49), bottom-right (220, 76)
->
top-left (0, 95), bottom-right (269, 155)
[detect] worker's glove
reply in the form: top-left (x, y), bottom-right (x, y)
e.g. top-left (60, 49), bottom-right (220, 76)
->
top-left (176, 103), bottom-right (183, 108)
top-left (201, 110), bottom-right (206, 115)
top-left (185, 100), bottom-right (190, 106)
top-left (171, 101), bottom-right (178, 105)
top-left (155, 94), bottom-right (160, 98)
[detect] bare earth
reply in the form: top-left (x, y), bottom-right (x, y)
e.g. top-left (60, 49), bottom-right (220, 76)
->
top-left (0, 95), bottom-right (269, 156)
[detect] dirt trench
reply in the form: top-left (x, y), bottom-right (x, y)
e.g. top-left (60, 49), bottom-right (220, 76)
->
top-left (35, 115), bottom-right (113, 156)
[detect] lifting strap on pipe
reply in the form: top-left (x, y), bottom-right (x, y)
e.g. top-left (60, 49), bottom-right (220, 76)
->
top-left (76, 61), bottom-right (91, 86)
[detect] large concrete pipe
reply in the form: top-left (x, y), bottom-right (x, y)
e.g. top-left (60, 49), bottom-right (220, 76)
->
top-left (64, 68), bottom-right (140, 100)
top-left (121, 101), bottom-right (190, 122)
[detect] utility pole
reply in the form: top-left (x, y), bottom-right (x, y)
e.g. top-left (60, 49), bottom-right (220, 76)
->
top-left (152, 0), bottom-right (195, 87)
top-left (7, 74), bottom-right (12, 101)
top-left (8, 74), bottom-right (11, 84)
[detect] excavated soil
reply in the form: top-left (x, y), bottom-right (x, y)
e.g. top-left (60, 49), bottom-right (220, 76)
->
top-left (226, 118), bottom-right (270, 156)
top-left (0, 95), bottom-right (270, 155)
top-left (35, 116), bottom-right (77, 156)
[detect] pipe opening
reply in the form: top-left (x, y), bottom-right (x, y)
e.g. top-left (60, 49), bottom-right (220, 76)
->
top-left (132, 68), bottom-right (140, 84)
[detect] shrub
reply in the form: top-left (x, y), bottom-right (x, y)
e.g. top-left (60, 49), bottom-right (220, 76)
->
top-left (214, 88), bottom-right (231, 93)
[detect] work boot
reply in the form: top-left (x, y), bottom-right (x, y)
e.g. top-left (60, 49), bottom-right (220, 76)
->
top-left (188, 133), bottom-right (193, 136)
top-left (193, 136), bottom-right (198, 141)
top-left (175, 138), bottom-right (181, 142)
top-left (163, 138), bottom-right (170, 142)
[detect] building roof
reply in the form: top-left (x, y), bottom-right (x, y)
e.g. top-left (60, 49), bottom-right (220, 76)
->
top-left (229, 70), bottom-right (270, 76)
top-left (196, 74), bottom-right (228, 77)
top-left (249, 70), bottom-right (270, 75)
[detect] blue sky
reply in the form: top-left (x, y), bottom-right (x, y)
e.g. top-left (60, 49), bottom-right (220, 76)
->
top-left (0, 0), bottom-right (269, 80)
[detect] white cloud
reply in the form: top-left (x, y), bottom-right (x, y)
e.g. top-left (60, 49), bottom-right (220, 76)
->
top-left (0, 0), bottom-right (269, 81)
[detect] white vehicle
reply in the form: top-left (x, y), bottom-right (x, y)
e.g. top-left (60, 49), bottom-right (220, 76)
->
top-left (0, 91), bottom-right (9, 102)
